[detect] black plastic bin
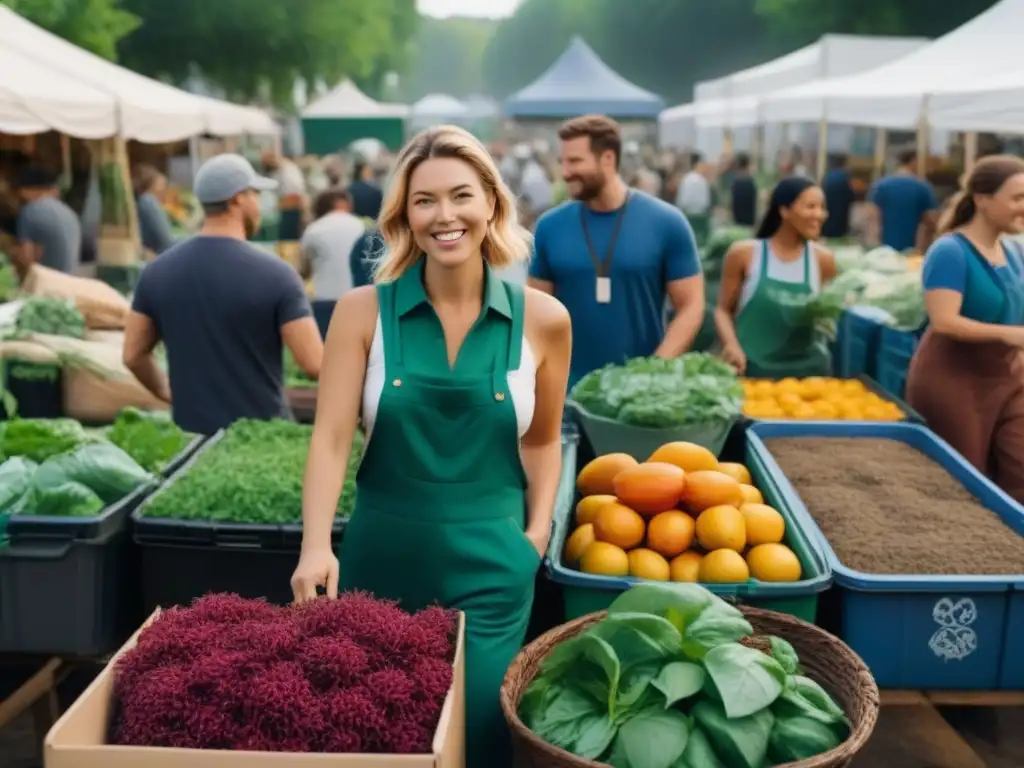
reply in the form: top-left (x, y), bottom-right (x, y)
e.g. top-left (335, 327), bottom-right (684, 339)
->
top-left (132, 436), bottom-right (344, 611)
top-left (3, 364), bottom-right (63, 419)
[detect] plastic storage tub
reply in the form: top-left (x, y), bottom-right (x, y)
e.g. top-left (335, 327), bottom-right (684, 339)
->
top-left (835, 306), bottom-right (889, 379)
top-left (545, 431), bottom-right (832, 623)
top-left (568, 400), bottom-right (736, 461)
top-left (748, 420), bottom-right (1024, 690)
top-left (875, 326), bottom-right (923, 400)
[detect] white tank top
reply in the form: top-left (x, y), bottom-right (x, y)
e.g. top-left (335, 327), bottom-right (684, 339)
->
top-left (738, 240), bottom-right (822, 311)
top-left (361, 314), bottom-right (537, 439)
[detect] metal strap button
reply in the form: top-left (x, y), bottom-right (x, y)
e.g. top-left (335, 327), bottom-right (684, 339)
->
top-left (495, 391), bottom-right (506, 402)
top-left (393, 378), bottom-right (402, 388)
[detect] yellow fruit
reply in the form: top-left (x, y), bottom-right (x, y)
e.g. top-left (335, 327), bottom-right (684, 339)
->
top-left (647, 511), bottom-right (696, 558)
top-left (775, 378), bottom-right (801, 395)
top-left (811, 400), bottom-right (839, 420)
top-left (739, 484), bottom-right (764, 505)
top-left (751, 380), bottom-right (774, 399)
top-left (840, 379), bottom-right (866, 395)
top-left (682, 471), bottom-right (744, 513)
top-left (799, 377), bottom-right (828, 400)
top-left (576, 453), bottom-right (638, 496)
top-left (575, 495), bottom-right (617, 526)
top-left (695, 505), bottom-right (747, 552)
top-left (699, 549), bottom-right (750, 583)
top-left (669, 551), bottom-right (704, 582)
top-left (628, 548), bottom-right (671, 581)
top-left (614, 462), bottom-right (686, 515)
top-left (648, 441), bottom-right (719, 473)
top-left (563, 524), bottom-right (596, 565)
top-left (593, 503), bottom-right (646, 550)
top-left (747, 543), bottom-right (802, 582)
top-left (777, 392), bottom-right (804, 414)
top-left (580, 542), bottom-right (630, 576)
top-left (740, 503), bottom-right (786, 546)
top-left (717, 462), bottom-right (752, 485)
top-left (790, 403), bottom-right (816, 420)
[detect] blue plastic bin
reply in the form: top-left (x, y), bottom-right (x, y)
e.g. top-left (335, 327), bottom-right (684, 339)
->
top-left (748, 420), bottom-right (1024, 690)
top-left (835, 307), bottom-right (889, 379)
top-left (876, 326), bottom-right (923, 400)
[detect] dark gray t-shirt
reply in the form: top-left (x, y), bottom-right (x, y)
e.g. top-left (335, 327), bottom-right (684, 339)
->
top-left (17, 196), bottom-right (82, 273)
top-left (132, 236), bottom-right (312, 435)
top-left (137, 192), bottom-right (175, 254)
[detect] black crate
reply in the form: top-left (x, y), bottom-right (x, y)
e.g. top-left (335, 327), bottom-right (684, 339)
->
top-left (132, 434), bottom-right (344, 611)
top-left (3, 364), bottom-right (63, 419)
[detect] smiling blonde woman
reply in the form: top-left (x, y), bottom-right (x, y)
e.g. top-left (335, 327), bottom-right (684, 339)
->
top-left (291, 125), bottom-right (571, 766)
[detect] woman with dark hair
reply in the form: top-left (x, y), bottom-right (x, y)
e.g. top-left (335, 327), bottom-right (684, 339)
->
top-left (133, 164), bottom-right (175, 255)
top-left (906, 155), bottom-right (1024, 501)
top-left (714, 176), bottom-right (836, 377)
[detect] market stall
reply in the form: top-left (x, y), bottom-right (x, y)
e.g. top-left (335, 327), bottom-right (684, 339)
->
top-left (301, 79), bottom-right (408, 154)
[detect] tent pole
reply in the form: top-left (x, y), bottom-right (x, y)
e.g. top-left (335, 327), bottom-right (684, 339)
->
top-left (815, 118), bottom-right (828, 180)
top-left (963, 132), bottom-right (978, 174)
top-left (873, 128), bottom-right (887, 180)
top-left (915, 96), bottom-right (930, 178)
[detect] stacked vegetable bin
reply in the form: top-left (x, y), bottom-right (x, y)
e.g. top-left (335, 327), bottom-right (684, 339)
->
top-left (833, 305), bottom-right (923, 398)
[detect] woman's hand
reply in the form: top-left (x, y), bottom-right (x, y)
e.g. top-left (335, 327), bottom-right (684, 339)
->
top-left (290, 546), bottom-right (339, 603)
top-left (526, 526), bottom-right (549, 559)
top-left (721, 342), bottom-right (747, 374)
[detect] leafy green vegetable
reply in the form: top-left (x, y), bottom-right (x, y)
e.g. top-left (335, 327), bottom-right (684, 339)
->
top-left (15, 296), bottom-right (86, 338)
top-left (140, 418), bottom-right (363, 524)
top-left (519, 584), bottom-right (850, 767)
top-left (571, 354), bottom-right (742, 428)
top-left (33, 442), bottom-right (154, 504)
top-left (701, 227), bottom-right (753, 283)
top-left (0, 418), bottom-right (90, 463)
top-left (0, 457), bottom-right (37, 511)
top-left (107, 407), bottom-right (192, 473)
top-left (30, 481), bottom-right (105, 517)
top-left (284, 350), bottom-right (316, 389)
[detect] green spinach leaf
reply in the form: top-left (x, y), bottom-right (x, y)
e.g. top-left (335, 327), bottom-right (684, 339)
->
top-left (533, 685), bottom-right (602, 750)
top-left (574, 713), bottom-right (618, 760)
top-left (578, 634), bottom-right (621, 715)
top-left (768, 636), bottom-right (800, 675)
top-left (616, 661), bottom-right (662, 712)
top-left (774, 675), bottom-right (850, 733)
top-left (608, 583), bottom-right (714, 633)
top-left (692, 699), bottom-right (773, 768)
top-left (652, 661), bottom-right (705, 708)
top-left (768, 714), bottom-right (844, 764)
top-left (681, 603), bottom-right (753, 660)
top-left (617, 708), bottom-right (691, 768)
top-left (591, 613), bottom-right (683, 669)
top-left (677, 725), bottom-right (727, 768)
top-left (703, 643), bottom-right (786, 718)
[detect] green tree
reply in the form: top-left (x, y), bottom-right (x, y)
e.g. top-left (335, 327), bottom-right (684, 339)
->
top-left (3, 0), bottom-right (139, 60)
top-left (403, 16), bottom-right (497, 100)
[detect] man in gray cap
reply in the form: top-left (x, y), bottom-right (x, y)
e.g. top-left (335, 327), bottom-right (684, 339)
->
top-left (123, 153), bottom-right (323, 435)
top-left (14, 166), bottom-right (81, 278)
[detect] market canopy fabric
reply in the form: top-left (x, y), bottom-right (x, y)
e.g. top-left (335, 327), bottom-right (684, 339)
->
top-left (301, 79), bottom-right (408, 119)
top-left (0, 6), bottom-right (277, 141)
top-left (504, 36), bottom-right (664, 119)
top-left (760, 0), bottom-right (1023, 129)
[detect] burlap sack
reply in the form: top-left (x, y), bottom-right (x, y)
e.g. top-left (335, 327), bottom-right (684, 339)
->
top-left (20, 264), bottom-right (130, 330)
top-left (0, 338), bottom-right (59, 365)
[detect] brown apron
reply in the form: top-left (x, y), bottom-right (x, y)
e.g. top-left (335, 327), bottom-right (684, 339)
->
top-left (906, 329), bottom-right (1024, 502)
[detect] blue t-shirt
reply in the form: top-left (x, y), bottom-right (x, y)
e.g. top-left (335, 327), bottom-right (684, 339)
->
top-left (868, 175), bottom-right (938, 252)
top-left (132, 236), bottom-right (312, 435)
top-left (922, 234), bottom-right (1024, 325)
top-left (821, 169), bottom-right (853, 238)
top-left (530, 191), bottom-right (701, 386)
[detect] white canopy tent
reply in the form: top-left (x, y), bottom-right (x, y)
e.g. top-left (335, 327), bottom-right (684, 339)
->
top-left (301, 79), bottom-right (409, 119)
top-left (0, 5), bottom-right (277, 140)
top-left (760, 0), bottom-right (1023, 129)
top-left (409, 95), bottom-right (470, 130)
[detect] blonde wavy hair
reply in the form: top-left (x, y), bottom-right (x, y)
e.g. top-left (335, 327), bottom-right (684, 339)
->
top-left (374, 125), bottom-right (531, 282)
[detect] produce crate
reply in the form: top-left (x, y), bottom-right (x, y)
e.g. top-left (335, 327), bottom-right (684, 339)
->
top-left (568, 400), bottom-right (735, 461)
top-left (3, 363), bottom-right (63, 419)
top-left (742, 374), bottom-right (923, 424)
top-left (132, 432), bottom-right (346, 611)
top-left (875, 326), bottom-right (923, 400)
top-left (747, 420), bottom-right (1024, 690)
top-left (835, 306), bottom-right (889, 379)
top-left (545, 430), bottom-right (832, 624)
top-left (96, 263), bottom-right (143, 296)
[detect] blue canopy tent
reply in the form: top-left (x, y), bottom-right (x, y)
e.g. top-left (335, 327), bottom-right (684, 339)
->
top-left (504, 37), bottom-right (664, 119)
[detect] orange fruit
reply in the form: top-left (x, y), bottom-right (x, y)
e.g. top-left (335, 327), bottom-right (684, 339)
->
top-left (592, 503), bottom-right (646, 550)
top-left (563, 524), bottom-right (596, 566)
top-left (699, 549), bottom-right (750, 583)
top-left (739, 484), bottom-right (763, 505)
top-left (695, 505), bottom-right (747, 552)
top-left (647, 441), bottom-right (719, 473)
top-left (580, 542), bottom-right (630, 576)
top-left (746, 543), bottom-right (802, 582)
top-left (613, 462), bottom-right (686, 515)
top-left (669, 551), bottom-right (704, 582)
top-left (681, 470), bottom-right (744, 514)
top-left (628, 548), bottom-right (671, 581)
top-left (717, 462), bottom-right (752, 485)
top-left (575, 495), bottom-right (617, 526)
top-left (646, 511), bottom-right (696, 558)
top-left (740, 503), bottom-right (786, 546)
top-left (576, 453), bottom-right (638, 496)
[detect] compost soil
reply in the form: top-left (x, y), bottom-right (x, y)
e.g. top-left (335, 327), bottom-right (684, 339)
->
top-left (765, 437), bottom-right (1024, 575)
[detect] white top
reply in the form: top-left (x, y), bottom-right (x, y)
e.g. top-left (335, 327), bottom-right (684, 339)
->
top-left (676, 171), bottom-right (711, 215)
top-left (738, 240), bottom-right (822, 311)
top-left (361, 315), bottom-right (537, 438)
top-left (275, 159), bottom-right (307, 197)
top-left (300, 211), bottom-right (366, 300)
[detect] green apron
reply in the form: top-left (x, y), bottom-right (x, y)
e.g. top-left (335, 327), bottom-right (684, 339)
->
top-left (339, 261), bottom-right (539, 768)
top-left (735, 240), bottom-right (831, 378)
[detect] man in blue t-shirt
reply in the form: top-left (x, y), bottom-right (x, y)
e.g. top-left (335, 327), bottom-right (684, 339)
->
top-left (821, 154), bottom-right (854, 240)
top-left (868, 148), bottom-right (938, 252)
top-left (528, 115), bottom-right (703, 387)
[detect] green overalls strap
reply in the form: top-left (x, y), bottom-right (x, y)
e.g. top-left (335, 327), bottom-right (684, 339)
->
top-left (338, 260), bottom-right (538, 768)
top-left (735, 240), bottom-right (831, 379)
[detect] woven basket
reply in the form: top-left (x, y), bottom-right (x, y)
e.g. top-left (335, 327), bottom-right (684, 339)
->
top-left (501, 607), bottom-right (879, 768)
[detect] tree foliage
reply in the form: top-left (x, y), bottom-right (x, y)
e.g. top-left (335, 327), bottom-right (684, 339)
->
top-left (2, 0), bottom-right (139, 60)
top-left (401, 16), bottom-right (498, 100)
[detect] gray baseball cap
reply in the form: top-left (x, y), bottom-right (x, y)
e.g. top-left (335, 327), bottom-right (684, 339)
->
top-left (194, 153), bottom-right (277, 204)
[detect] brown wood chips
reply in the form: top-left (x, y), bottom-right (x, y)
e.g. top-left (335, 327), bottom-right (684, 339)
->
top-left (765, 437), bottom-right (1024, 575)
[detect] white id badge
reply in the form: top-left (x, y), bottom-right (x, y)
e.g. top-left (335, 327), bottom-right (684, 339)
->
top-left (596, 276), bottom-right (612, 304)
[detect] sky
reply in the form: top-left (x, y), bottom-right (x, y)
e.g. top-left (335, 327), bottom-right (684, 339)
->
top-left (417, 0), bottom-right (521, 19)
